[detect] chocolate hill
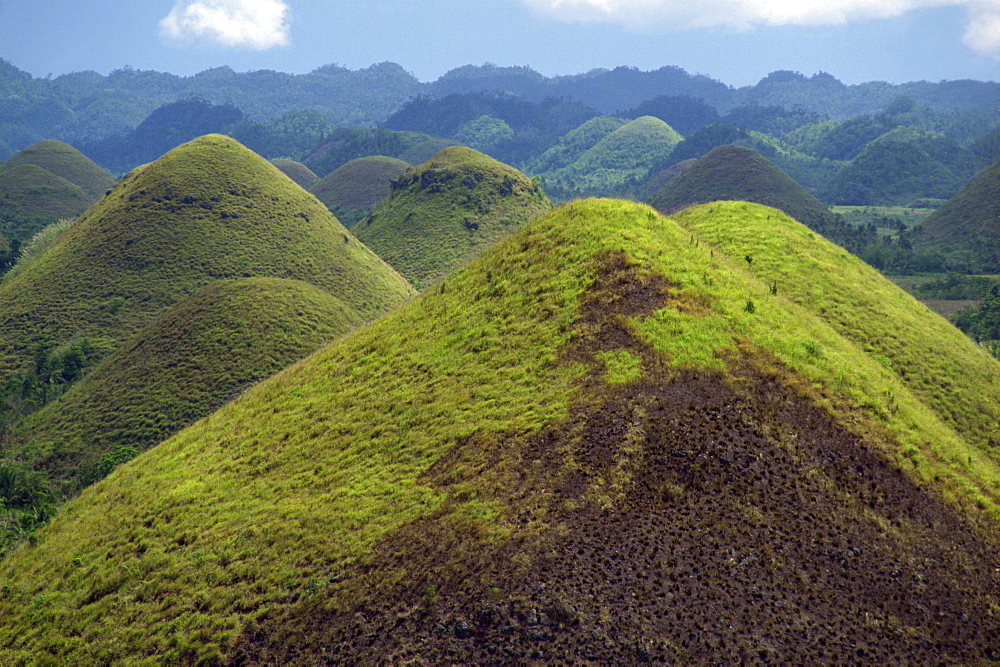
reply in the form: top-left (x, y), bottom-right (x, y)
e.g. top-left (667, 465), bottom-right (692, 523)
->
top-left (648, 145), bottom-right (869, 251)
top-left (309, 156), bottom-right (410, 227)
top-left (0, 140), bottom-right (114, 240)
top-left (0, 199), bottom-right (997, 663)
top-left (0, 134), bottom-right (415, 379)
top-left (913, 159), bottom-right (1000, 272)
top-left (353, 146), bottom-right (551, 289)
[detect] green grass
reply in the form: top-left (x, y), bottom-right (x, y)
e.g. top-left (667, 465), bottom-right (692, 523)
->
top-left (269, 159), bottom-right (318, 190)
top-left (1, 140), bottom-right (114, 201)
top-left (354, 146), bottom-right (551, 290)
top-left (309, 156), bottom-right (409, 227)
top-left (648, 145), bottom-right (864, 250)
top-left (0, 198), bottom-right (998, 662)
top-left (11, 277), bottom-right (365, 495)
top-left (0, 134), bottom-right (415, 380)
top-left (914, 160), bottom-right (1000, 272)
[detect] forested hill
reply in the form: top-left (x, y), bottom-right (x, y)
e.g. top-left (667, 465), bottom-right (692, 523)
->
top-left (3, 57), bottom-right (1000, 163)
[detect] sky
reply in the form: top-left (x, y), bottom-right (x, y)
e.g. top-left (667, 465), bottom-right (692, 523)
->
top-left (0, 0), bottom-right (998, 87)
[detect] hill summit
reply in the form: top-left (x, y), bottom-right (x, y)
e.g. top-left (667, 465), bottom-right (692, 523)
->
top-left (0, 140), bottom-right (114, 240)
top-left (647, 144), bottom-right (869, 250)
top-left (0, 134), bottom-right (414, 379)
top-left (354, 146), bottom-right (551, 289)
top-left (0, 199), bottom-right (998, 663)
top-left (914, 159), bottom-right (1000, 272)
top-left (309, 155), bottom-right (410, 227)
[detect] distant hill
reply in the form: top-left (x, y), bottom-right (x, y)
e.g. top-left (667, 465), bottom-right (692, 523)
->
top-left (1, 140), bottom-right (114, 200)
top-left (309, 156), bottom-right (410, 227)
top-left (647, 145), bottom-right (873, 251)
top-left (398, 139), bottom-right (461, 166)
top-left (544, 116), bottom-right (682, 195)
top-left (913, 160), bottom-right (1000, 272)
top-left (0, 134), bottom-right (415, 380)
top-left (1, 199), bottom-right (998, 663)
top-left (13, 277), bottom-right (364, 494)
top-left (354, 146), bottom-right (551, 289)
top-left (825, 138), bottom-right (963, 206)
top-left (530, 116), bottom-right (627, 174)
top-left (270, 159), bottom-right (318, 189)
top-left (0, 140), bottom-right (113, 240)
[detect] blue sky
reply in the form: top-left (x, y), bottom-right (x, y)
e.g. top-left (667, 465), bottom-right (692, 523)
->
top-left (0, 0), bottom-right (998, 86)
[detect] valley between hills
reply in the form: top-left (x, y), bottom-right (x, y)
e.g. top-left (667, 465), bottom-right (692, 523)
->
top-left (0, 59), bottom-right (999, 663)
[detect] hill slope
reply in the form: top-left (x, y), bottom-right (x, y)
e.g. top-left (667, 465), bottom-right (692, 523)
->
top-left (269, 159), bottom-right (318, 189)
top-left (648, 145), bottom-right (871, 251)
top-left (309, 156), bottom-right (410, 227)
top-left (12, 277), bottom-right (363, 493)
top-left (353, 146), bottom-right (551, 289)
top-left (1, 140), bottom-right (114, 201)
top-left (0, 134), bottom-right (415, 379)
top-left (0, 199), bottom-right (998, 663)
top-left (914, 160), bottom-right (1000, 272)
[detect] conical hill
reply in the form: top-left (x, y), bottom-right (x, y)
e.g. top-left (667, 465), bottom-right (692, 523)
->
top-left (648, 144), bottom-right (867, 250)
top-left (914, 160), bottom-right (1000, 271)
top-left (1, 199), bottom-right (999, 663)
top-left (353, 146), bottom-right (552, 289)
top-left (309, 156), bottom-right (410, 227)
top-left (269, 159), bottom-right (318, 189)
top-left (0, 134), bottom-right (415, 378)
top-left (1, 139), bottom-right (114, 201)
top-left (13, 277), bottom-right (364, 493)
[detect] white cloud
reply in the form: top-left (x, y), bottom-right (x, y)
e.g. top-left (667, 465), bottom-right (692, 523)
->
top-left (522, 0), bottom-right (1000, 57)
top-left (160, 0), bottom-right (290, 50)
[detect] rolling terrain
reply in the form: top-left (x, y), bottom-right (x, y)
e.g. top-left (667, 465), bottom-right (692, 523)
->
top-left (269, 159), bottom-right (318, 190)
top-left (0, 134), bottom-right (415, 380)
top-left (914, 159), bottom-right (1000, 272)
top-left (0, 199), bottom-right (997, 663)
top-left (10, 277), bottom-right (365, 496)
top-left (354, 146), bottom-right (551, 289)
top-left (648, 145), bottom-right (873, 251)
top-left (309, 156), bottom-right (410, 227)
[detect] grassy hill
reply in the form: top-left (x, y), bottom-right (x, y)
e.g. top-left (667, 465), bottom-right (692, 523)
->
top-left (269, 159), bottom-right (318, 190)
top-left (648, 145), bottom-right (873, 252)
top-left (11, 277), bottom-right (364, 495)
top-left (0, 199), bottom-right (998, 663)
top-left (309, 156), bottom-right (410, 227)
top-left (0, 134), bottom-right (415, 380)
top-left (353, 146), bottom-right (551, 289)
top-left (913, 160), bottom-right (1000, 272)
top-left (398, 138), bottom-right (462, 165)
top-left (1, 140), bottom-right (114, 201)
top-left (546, 116), bottom-right (683, 193)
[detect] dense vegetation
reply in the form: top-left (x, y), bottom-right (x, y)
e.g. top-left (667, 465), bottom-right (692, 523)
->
top-left (0, 199), bottom-right (997, 662)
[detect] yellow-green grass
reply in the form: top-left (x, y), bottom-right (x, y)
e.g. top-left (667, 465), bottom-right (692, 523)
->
top-left (13, 277), bottom-right (365, 493)
top-left (0, 140), bottom-right (114, 202)
top-left (0, 199), bottom-right (998, 662)
top-left (0, 164), bottom-right (91, 220)
top-left (309, 156), bottom-right (410, 227)
top-left (671, 201), bottom-right (1000, 509)
top-left (354, 146), bottom-right (551, 290)
top-left (649, 145), bottom-right (857, 248)
top-left (269, 159), bottom-right (318, 190)
top-left (397, 138), bottom-right (461, 166)
top-left (0, 134), bottom-right (415, 379)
